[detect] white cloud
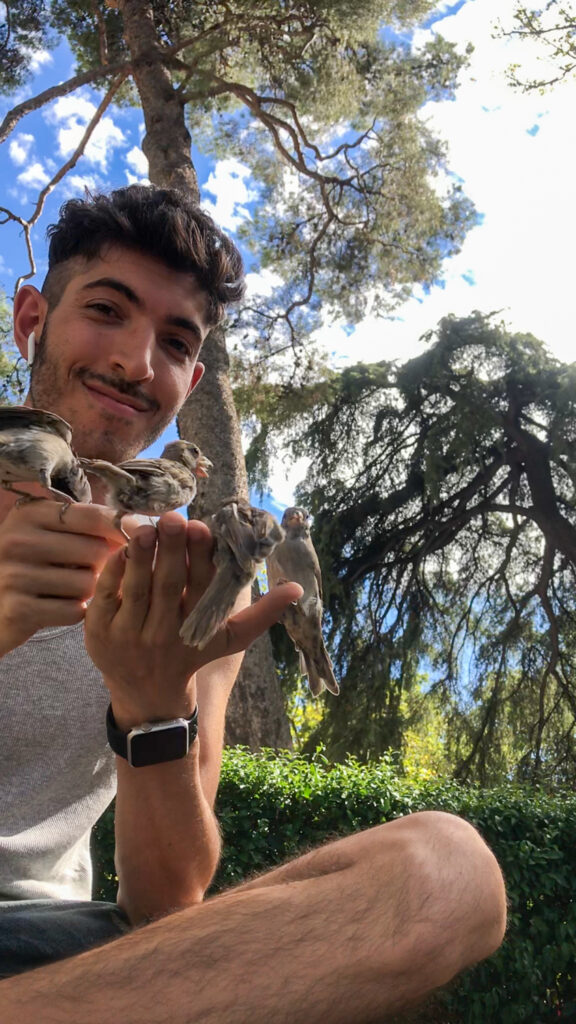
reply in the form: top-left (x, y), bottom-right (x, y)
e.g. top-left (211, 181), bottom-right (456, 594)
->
top-left (124, 146), bottom-right (149, 182)
top-left (244, 267), bottom-right (283, 299)
top-left (26, 49), bottom-right (53, 75)
top-left (310, 0), bottom-right (576, 368)
top-left (261, 0), bottom-right (576, 503)
top-left (44, 94), bottom-right (126, 172)
top-left (201, 158), bottom-right (256, 231)
top-left (256, 453), bottom-right (310, 511)
top-left (17, 161), bottom-right (50, 188)
top-left (405, 0), bottom-right (576, 364)
top-left (125, 171), bottom-right (151, 186)
top-left (63, 174), bottom-right (100, 197)
top-left (9, 133), bottom-right (35, 167)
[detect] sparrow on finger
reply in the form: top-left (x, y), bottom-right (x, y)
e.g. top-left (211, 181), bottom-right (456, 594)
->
top-left (80, 440), bottom-right (212, 534)
top-left (0, 405), bottom-right (92, 507)
top-left (266, 506), bottom-right (339, 697)
top-left (179, 498), bottom-right (285, 650)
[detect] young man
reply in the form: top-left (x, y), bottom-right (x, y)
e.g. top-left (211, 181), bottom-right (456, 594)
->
top-left (0, 185), bottom-right (506, 1022)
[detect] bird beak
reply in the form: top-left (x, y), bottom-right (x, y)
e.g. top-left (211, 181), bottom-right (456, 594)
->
top-left (195, 455), bottom-right (212, 479)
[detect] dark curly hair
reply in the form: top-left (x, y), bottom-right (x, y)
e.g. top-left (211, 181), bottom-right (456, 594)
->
top-left (43, 184), bottom-right (245, 326)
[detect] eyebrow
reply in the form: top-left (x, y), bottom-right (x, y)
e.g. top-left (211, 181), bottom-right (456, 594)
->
top-left (80, 277), bottom-right (205, 342)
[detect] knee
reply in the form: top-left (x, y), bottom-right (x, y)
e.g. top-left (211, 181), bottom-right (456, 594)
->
top-left (412, 811), bottom-right (505, 934)
top-left (374, 811), bottom-right (507, 974)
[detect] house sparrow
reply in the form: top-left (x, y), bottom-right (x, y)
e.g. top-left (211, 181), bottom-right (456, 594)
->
top-left (179, 498), bottom-right (285, 650)
top-left (80, 440), bottom-right (212, 534)
top-left (0, 405), bottom-right (92, 507)
top-left (266, 506), bottom-right (339, 697)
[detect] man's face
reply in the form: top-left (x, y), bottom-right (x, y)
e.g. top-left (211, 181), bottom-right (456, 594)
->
top-left (28, 247), bottom-right (210, 462)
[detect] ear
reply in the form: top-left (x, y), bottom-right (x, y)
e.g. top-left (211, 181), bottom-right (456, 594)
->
top-left (13, 286), bottom-right (47, 360)
top-left (186, 361), bottom-right (205, 398)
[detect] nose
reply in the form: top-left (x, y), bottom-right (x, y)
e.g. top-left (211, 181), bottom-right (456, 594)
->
top-left (106, 326), bottom-right (155, 382)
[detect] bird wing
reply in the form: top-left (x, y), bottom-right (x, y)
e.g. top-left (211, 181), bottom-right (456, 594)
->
top-left (268, 534), bottom-right (323, 603)
top-left (213, 503), bottom-right (259, 575)
top-left (0, 406), bottom-right (73, 444)
top-left (304, 536), bottom-right (324, 601)
top-left (80, 458), bottom-right (137, 485)
top-left (251, 508), bottom-right (284, 559)
top-left (265, 546), bottom-right (284, 587)
top-left (116, 458), bottom-right (166, 477)
top-left (314, 556), bottom-right (323, 602)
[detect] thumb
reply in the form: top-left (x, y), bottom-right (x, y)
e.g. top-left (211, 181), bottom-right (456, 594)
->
top-left (198, 582), bottom-right (303, 663)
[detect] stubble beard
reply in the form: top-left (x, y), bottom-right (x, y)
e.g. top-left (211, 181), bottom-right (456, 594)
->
top-left (28, 321), bottom-right (173, 462)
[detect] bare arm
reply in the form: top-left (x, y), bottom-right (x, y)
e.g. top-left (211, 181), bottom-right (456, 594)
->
top-left (85, 513), bottom-right (301, 924)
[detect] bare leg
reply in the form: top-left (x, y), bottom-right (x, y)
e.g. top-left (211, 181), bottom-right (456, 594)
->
top-left (0, 812), bottom-right (506, 1024)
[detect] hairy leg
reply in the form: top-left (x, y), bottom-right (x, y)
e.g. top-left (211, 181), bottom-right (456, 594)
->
top-left (0, 812), bottom-right (506, 1024)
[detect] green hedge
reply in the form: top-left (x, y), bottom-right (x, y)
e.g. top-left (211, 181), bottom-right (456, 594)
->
top-left (91, 748), bottom-right (576, 1023)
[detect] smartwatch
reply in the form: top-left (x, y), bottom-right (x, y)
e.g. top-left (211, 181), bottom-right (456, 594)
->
top-left (106, 704), bottom-right (199, 768)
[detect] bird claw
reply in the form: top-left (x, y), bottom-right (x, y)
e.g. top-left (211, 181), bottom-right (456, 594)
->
top-left (274, 576), bottom-right (299, 607)
top-left (58, 501), bottom-right (72, 522)
top-left (113, 513), bottom-right (131, 541)
top-left (13, 492), bottom-right (44, 509)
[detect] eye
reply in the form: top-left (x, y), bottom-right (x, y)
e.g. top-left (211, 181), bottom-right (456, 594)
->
top-left (87, 302), bottom-right (120, 318)
top-left (164, 336), bottom-right (192, 359)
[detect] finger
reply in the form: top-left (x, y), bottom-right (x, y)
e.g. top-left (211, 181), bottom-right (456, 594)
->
top-left (184, 519), bottom-right (216, 609)
top-left (8, 498), bottom-right (126, 545)
top-left (198, 582), bottom-right (303, 663)
top-left (0, 528), bottom-right (112, 570)
top-left (1, 563), bottom-right (99, 600)
top-left (14, 596), bottom-right (88, 630)
top-left (114, 525), bottom-right (157, 632)
top-left (146, 513), bottom-right (188, 634)
top-left (84, 546), bottom-right (127, 632)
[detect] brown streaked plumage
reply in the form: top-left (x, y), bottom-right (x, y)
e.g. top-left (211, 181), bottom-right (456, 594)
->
top-left (266, 506), bottom-right (339, 697)
top-left (80, 440), bottom-right (211, 533)
top-left (0, 405), bottom-right (92, 505)
top-left (179, 498), bottom-right (284, 650)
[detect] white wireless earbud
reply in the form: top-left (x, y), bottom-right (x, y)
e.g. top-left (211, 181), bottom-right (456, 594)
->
top-left (27, 331), bottom-right (36, 368)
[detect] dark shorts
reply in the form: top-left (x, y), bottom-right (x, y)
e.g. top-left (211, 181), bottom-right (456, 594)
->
top-left (0, 899), bottom-right (132, 979)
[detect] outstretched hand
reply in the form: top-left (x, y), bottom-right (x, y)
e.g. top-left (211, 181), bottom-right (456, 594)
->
top-left (84, 511), bottom-right (302, 726)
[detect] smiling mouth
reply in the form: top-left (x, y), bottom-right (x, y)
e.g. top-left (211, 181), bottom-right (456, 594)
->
top-left (83, 382), bottom-right (149, 418)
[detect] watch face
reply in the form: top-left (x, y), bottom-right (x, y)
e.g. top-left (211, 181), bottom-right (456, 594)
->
top-left (128, 723), bottom-right (189, 767)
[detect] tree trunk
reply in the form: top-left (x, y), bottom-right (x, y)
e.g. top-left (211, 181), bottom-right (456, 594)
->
top-left (121, 0), bottom-right (199, 195)
top-left (177, 328), bottom-right (293, 750)
top-left (120, 0), bottom-right (292, 749)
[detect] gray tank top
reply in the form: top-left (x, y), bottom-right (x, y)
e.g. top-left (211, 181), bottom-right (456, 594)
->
top-left (0, 623), bottom-right (116, 901)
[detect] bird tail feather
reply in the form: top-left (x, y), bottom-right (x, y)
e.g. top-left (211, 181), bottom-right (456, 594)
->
top-left (180, 575), bottom-right (241, 651)
top-left (301, 643), bottom-right (340, 698)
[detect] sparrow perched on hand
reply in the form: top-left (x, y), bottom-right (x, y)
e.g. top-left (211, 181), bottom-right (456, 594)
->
top-left (179, 498), bottom-right (285, 650)
top-left (266, 506), bottom-right (339, 697)
top-left (0, 405), bottom-right (92, 506)
top-left (80, 440), bottom-right (212, 533)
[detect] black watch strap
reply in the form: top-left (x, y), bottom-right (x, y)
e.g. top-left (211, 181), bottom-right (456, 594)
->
top-left (106, 704), bottom-right (199, 766)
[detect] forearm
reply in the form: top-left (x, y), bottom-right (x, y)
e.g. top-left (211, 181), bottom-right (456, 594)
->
top-left (114, 737), bottom-right (221, 925)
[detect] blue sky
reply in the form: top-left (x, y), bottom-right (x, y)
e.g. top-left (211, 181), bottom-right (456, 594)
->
top-left (1, 0), bottom-right (575, 508)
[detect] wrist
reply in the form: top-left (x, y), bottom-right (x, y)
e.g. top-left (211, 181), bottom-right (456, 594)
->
top-left (106, 677), bottom-right (197, 732)
top-left (106, 704), bottom-right (199, 768)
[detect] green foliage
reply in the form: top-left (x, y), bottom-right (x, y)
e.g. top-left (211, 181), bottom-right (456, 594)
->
top-left (245, 313), bottom-right (576, 782)
top-left (92, 748), bottom-right (576, 1021)
top-left (0, 292), bottom-right (27, 402)
top-left (499, 3), bottom-right (576, 92)
top-left (8, 1), bottom-right (476, 376)
top-left (0, 1), bottom-right (55, 93)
